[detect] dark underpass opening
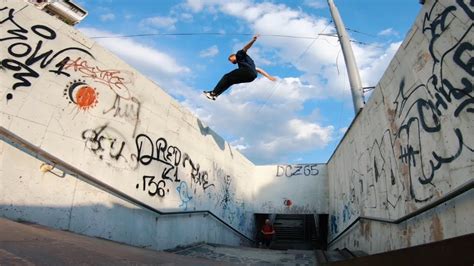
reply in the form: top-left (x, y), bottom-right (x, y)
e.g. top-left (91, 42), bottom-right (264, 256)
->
top-left (254, 213), bottom-right (328, 250)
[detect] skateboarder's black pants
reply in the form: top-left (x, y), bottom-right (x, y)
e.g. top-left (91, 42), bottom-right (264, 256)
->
top-left (212, 68), bottom-right (257, 96)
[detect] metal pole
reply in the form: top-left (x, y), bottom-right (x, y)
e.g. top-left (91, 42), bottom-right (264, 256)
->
top-left (327, 0), bottom-right (365, 114)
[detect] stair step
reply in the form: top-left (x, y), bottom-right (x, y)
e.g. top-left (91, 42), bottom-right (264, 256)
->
top-left (324, 250), bottom-right (346, 262)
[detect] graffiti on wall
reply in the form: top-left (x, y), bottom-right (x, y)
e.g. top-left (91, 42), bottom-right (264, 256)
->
top-left (82, 124), bottom-right (138, 169)
top-left (103, 94), bottom-right (141, 137)
top-left (0, 7), bottom-right (94, 101)
top-left (211, 164), bottom-right (249, 230)
top-left (330, 0), bottom-right (473, 238)
top-left (135, 134), bottom-right (215, 199)
top-left (276, 164), bottom-right (320, 177)
top-left (0, 5), bottom-right (256, 237)
top-left (176, 181), bottom-right (193, 210)
top-left (64, 80), bottom-right (99, 111)
top-left (64, 57), bottom-right (133, 100)
top-left (65, 57), bottom-right (141, 137)
top-left (393, 0), bottom-right (473, 202)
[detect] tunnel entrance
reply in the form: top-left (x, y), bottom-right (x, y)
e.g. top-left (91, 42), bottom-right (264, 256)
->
top-left (254, 213), bottom-right (328, 250)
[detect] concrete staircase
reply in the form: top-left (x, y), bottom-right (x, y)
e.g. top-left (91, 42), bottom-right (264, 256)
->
top-left (315, 248), bottom-right (368, 263)
top-left (271, 214), bottom-right (316, 250)
top-left (274, 214), bottom-right (305, 240)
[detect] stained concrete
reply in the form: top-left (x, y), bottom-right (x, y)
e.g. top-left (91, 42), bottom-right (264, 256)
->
top-left (327, 0), bottom-right (474, 253)
top-left (0, 0), bottom-right (327, 251)
top-left (0, 218), bottom-right (222, 265)
top-left (0, 0), bottom-right (472, 257)
top-left (170, 243), bottom-right (318, 265)
top-left (0, 217), bottom-right (319, 265)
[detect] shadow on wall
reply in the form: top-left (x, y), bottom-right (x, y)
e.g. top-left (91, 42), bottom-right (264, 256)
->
top-left (0, 202), bottom-right (160, 248)
top-left (196, 119), bottom-right (226, 151)
top-left (0, 202), bottom-right (239, 250)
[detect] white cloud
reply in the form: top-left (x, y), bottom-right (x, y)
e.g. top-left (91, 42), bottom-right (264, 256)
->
top-left (304, 0), bottom-right (326, 9)
top-left (185, 0), bottom-right (221, 12)
top-left (176, 0), bottom-right (401, 163)
top-left (180, 13), bottom-right (194, 21)
top-left (199, 45), bottom-right (219, 58)
top-left (181, 75), bottom-right (335, 164)
top-left (290, 119), bottom-right (333, 142)
top-left (378, 28), bottom-right (399, 37)
top-left (99, 13), bottom-right (115, 22)
top-left (183, 0), bottom-right (399, 101)
top-left (141, 16), bottom-right (178, 30)
top-left (79, 0), bottom-right (402, 164)
top-left (79, 27), bottom-right (190, 77)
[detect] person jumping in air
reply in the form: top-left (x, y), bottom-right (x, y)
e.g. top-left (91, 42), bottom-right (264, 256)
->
top-left (204, 35), bottom-right (276, 101)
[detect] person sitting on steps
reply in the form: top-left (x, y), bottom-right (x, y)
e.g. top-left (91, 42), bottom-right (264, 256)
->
top-left (258, 219), bottom-right (276, 248)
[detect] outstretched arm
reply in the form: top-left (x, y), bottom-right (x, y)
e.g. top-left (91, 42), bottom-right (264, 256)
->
top-left (256, 67), bottom-right (277, 81)
top-left (242, 34), bottom-right (259, 52)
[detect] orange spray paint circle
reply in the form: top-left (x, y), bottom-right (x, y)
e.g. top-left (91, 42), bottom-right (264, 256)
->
top-left (75, 86), bottom-right (97, 110)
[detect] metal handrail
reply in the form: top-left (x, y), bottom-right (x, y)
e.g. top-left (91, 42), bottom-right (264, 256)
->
top-left (0, 126), bottom-right (254, 244)
top-left (328, 179), bottom-right (474, 247)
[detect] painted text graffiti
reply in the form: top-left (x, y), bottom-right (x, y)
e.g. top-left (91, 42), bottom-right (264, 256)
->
top-left (276, 164), bottom-right (320, 177)
top-left (0, 7), bottom-right (93, 100)
top-left (135, 134), bottom-right (215, 199)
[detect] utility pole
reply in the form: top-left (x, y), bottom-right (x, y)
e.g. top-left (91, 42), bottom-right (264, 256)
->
top-left (327, 0), bottom-right (364, 114)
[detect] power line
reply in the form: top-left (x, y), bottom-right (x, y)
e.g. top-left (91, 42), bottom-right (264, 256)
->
top-left (345, 27), bottom-right (377, 38)
top-left (90, 32), bottom-right (337, 40)
top-left (89, 31), bottom-right (377, 47)
top-left (256, 22), bottom-right (333, 114)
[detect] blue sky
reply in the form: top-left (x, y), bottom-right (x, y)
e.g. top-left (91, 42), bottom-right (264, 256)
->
top-left (76, 0), bottom-right (421, 165)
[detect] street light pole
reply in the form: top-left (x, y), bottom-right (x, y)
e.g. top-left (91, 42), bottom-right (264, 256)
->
top-left (327, 0), bottom-right (365, 114)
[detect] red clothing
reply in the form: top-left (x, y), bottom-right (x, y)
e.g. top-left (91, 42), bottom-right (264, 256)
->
top-left (262, 225), bottom-right (274, 239)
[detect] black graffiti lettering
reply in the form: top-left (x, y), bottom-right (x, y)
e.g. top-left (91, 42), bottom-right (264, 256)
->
top-left (165, 146), bottom-right (181, 182)
top-left (109, 139), bottom-right (126, 160)
top-left (311, 165), bottom-right (319, 175)
top-left (284, 165), bottom-right (292, 177)
top-left (142, 175), bottom-right (166, 197)
top-left (1, 59), bottom-right (39, 90)
top-left (294, 165), bottom-right (302, 176)
top-left (340, 0), bottom-right (474, 210)
top-left (422, 1), bottom-right (457, 67)
top-left (183, 153), bottom-right (214, 190)
top-left (24, 40), bottom-right (92, 70)
top-left (0, 8), bottom-right (28, 42)
top-left (456, 0), bottom-right (474, 20)
top-left (135, 134), bottom-right (215, 194)
top-left (82, 124), bottom-right (137, 169)
top-left (398, 145), bottom-right (420, 167)
top-left (303, 165), bottom-right (311, 176)
top-left (82, 125), bottom-right (107, 155)
top-left (7, 42), bottom-right (31, 57)
top-left (0, 7), bottom-right (94, 100)
top-left (276, 165), bottom-right (284, 177)
top-left (31, 24), bottom-right (56, 40)
top-left (103, 95), bottom-right (141, 137)
top-left (49, 56), bottom-right (70, 76)
top-left (136, 134), bottom-right (154, 165)
top-left (275, 164), bottom-right (320, 177)
top-left (453, 41), bottom-right (473, 77)
top-left (201, 171), bottom-right (214, 190)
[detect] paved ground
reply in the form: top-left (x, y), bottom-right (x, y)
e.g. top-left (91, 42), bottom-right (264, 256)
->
top-left (169, 243), bottom-right (317, 265)
top-left (0, 218), bottom-right (317, 265)
top-left (0, 218), bottom-right (221, 265)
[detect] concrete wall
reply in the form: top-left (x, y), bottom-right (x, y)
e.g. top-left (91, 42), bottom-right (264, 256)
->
top-left (254, 164), bottom-right (328, 214)
top-left (0, 141), bottom-right (245, 249)
top-left (0, 0), bottom-right (328, 250)
top-left (327, 0), bottom-right (473, 254)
